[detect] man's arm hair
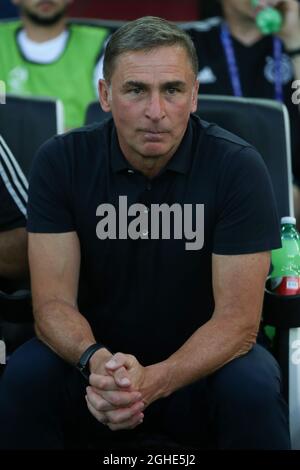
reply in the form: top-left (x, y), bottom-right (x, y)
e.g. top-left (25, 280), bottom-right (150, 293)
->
top-left (155, 251), bottom-right (270, 398)
top-left (0, 227), bottom-right (28, 280)
top-left (28, 231), bottom-right (109, 365)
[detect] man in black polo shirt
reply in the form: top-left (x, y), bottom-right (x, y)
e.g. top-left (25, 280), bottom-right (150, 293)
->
top-left (0, 16), bottom-right (290, 449)
top-left (0, 134), bottom-right (28, 280)
top-left (183, 0), bottom-right (300, 219)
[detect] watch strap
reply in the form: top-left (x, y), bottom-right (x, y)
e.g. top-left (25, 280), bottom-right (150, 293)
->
top-left (76, 343), bottom-right (105, 380)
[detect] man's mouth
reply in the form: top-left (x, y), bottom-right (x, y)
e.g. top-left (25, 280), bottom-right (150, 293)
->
top-left (138, 129), bottom-right (168, 134)
top-left (36, 1), bottom-right (56, 10)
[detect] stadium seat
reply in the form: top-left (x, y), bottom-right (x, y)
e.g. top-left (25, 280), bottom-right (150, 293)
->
top-left (0, 94), bottom-right (64, 176)
top-left (0, 94), bottom-right (64, 359)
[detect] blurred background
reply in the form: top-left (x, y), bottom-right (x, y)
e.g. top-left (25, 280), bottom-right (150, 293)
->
top-left (0, 0), bottom-right (220, 21)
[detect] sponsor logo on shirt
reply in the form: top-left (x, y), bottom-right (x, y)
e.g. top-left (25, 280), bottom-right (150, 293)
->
top-left (264, 53), bottom-right (293, 85)
top-left (8, 66), bottom-right (28, 93)
top-left (197, 66), bottom-right (217, 84)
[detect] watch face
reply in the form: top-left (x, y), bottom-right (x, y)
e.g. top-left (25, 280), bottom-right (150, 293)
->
top-left (77, 363), bottom-right (89, 380)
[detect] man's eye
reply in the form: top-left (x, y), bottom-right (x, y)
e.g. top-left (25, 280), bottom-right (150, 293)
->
top-left (167, 88), bottom-right (179, 95)
top-left (129, 88), bottom-right (143, 95)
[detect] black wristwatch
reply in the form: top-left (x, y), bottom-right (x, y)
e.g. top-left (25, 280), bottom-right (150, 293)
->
top-left (76, 343), bottom-right (105, 380)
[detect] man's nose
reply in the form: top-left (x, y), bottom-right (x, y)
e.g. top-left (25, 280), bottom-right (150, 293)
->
top-left (145, 92), bottom-right (165, 121)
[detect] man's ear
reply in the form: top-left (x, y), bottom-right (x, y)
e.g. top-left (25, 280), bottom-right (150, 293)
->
top-left (191, 80), bottom-right (199, 113)
top-left (98, 79), bottom-right (112, 112)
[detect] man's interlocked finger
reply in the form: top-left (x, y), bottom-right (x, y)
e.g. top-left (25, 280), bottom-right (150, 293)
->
top-left (100, 389), bottom-right (142, 407)
top-left (85, 395), bottom-right (110, 425)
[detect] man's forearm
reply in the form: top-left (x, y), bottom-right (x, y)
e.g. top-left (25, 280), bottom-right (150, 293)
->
top-left (34, 299), bottom-right (109, 365)
top-left (154, 314), bottom-right (257, 400)
top-left (0, 228), bottom-right (28, 279)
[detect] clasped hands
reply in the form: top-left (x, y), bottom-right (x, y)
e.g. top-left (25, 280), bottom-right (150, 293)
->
top-left (85, 352), bottom-right (147, 431)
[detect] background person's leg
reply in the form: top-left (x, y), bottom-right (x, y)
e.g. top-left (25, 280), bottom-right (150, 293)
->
top-left (0, 338), bottom-right (88, 449)
top-left (208, 344), bottom-right (291, 449)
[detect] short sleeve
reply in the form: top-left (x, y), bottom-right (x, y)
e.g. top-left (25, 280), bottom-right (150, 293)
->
top-left (0, 136), bottom-right (27, 231)
top-left (213, 146), bottom-right (281, 254)
top-left (0, 176), bottom-right (26, 231)
top-left (27, 137), bottom-right (75, 233)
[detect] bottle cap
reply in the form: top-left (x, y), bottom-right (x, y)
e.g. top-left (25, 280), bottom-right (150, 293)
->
top-left (281, 216), bottom-right (296, 225)
top-left (255, 7), bottom-right (282, 35)
top-left (251, 1), bottom-right (282, 35)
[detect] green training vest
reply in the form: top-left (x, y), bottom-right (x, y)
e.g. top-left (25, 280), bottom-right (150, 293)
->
top-left (0, 21), bottom-right (108, 129)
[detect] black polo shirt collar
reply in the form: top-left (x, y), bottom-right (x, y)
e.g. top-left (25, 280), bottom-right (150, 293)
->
top-left (110, 117), bottom-right (195, 177)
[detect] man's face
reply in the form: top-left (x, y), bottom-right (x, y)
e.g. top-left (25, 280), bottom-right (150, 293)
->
top-left (99, 46), bottom-right (199, 165)
top-left (12, 0), bottom-right (72, 25)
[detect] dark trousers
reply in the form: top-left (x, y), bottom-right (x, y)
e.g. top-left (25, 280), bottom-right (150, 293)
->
top-left (0, 338), bottom-right (291, 449)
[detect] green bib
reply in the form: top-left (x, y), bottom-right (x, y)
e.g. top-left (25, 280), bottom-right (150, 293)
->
top-left (0, 21), bottom-right (108, 129)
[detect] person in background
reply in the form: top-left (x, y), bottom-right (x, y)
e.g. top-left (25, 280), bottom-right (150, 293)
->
top-left (0, 16), bottom-right (290, 450)
top-left (0, 135), bottom-right (33, 357)
top-left (0, 0), bottom-right (109, 129)
top-left (183, 0), bottom-right (300, 221)
top-left (0, 134), bottom-right (28, 280)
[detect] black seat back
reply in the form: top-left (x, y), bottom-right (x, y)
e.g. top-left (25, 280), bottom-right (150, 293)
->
top-left (85, 100), bottom-right (111, 126)
top-left (0, 94), bottom-right (64, 177)
top-left (196, 94), bottom-right (293, 218)
top-left (85, 95), bottom-right (293, 218)
top-left (0, 95), bottom-right (63, 354)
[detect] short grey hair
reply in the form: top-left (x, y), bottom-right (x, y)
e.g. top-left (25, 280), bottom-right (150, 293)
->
top-left (103, 16), bottom-right (199, 83)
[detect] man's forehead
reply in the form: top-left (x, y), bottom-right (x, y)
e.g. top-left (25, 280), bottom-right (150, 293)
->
top-left (117, 45), bottom-right (189, 63)
top-left (112, 46), bottom-right (193, 78)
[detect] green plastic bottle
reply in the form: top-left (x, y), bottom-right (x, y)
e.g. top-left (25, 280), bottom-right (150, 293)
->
top-left (251, 0), bottom-right (283, 35)
top-left (270, 216), bottom-right (300, 295)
